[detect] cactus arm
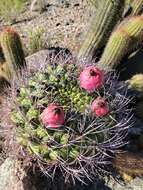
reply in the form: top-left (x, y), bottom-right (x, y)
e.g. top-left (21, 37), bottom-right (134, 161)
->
top-left (78, 0), bottom-right (125, 60)
top-left (121, 16), bottom-right (143, 55)
top-left (87, 0), bottom-right (99, 8)
top-left (131, 0), bottom-right (143, 16)
top-left (99, 28), bottom-right (131, 69)
top-left (99, 16), bottom-right (143, 69)
top-left (121, 16), bottom-right (143, 40)
top-left (0, 28), bottom-right (26, 72)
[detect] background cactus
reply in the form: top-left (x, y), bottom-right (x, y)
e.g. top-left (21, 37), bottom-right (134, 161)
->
top-left (1, 55), bottom-right (132, 184)
top-left (98, 27), bottom-right (131, 69)
top-left (126, 74), bottom-right (143, 120)
top-left (78, 0), bottom-right (125, 60)
top-left (0, 27), bottom-right (26, 81)
top-left (130, 0), bottom-right (143, 16)
top-left (127, 74), bottom-right (143, 92)
top-left (99, 16), bottom-right (143, 69)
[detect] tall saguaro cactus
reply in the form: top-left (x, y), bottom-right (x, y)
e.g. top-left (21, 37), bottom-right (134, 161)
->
top-left (78, 0), bottom-right (125, 60)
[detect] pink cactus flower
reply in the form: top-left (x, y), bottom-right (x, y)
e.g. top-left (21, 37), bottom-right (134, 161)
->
top-left (91, 97), bottom-right (109, 117)
top-left (41, 104), bottom-right (65, 128)
top-left (79, 66), bottom-right (104, 92)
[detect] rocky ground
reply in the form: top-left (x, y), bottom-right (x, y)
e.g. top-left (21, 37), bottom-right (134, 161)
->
top-left (0, 0), bottom-right (93, 55)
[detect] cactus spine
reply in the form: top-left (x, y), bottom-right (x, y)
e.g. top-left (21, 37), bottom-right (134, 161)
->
top-left (0, 28), bottom-right (26, 75)
top-left (78, 0), bottom-right (125, 59)
top-left (99, 28), bottom-right (131, 69)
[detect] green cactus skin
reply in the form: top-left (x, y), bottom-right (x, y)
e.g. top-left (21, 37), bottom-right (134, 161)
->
top-left (10, 64), bottom-right (100, 163)
top-left (131, 0), bottom-right (143, 16)
top-left (99, 16), bottom-right (143, 69)
top-left (2, 53), bottom-right (132, 184)
top-left (0, 62), bottom-right (12, 82)
top-left (127, 74), bottom-right (143, 92)
top-left (87, 0), bottom-right (98, 7)
top-left (99, 28), bottom-right (131, 69)
top-left (122, 16), bottom-right (143, 55)
top-left (0, 27), bottom-right (26, 74)
top-left (126, 74), bottom-right (143, 101)
top-left (78, 0), bottom-right (125, 60)
top-left (122, 16), bottom-right (143, 40)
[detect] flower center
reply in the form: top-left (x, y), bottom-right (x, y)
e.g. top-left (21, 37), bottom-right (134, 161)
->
top-left (98, 102), bottom-right (106, 107)
top-left (54, 107), bottom-right (61, 115)
top-left (90, 69), bottom-right (97, 76)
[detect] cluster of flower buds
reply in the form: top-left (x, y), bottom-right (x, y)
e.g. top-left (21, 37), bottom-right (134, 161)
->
top-left (41, 66), bottom-right (109, 128)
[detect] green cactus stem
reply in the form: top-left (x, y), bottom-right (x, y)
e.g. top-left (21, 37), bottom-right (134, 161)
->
top-left (121, 16), bottom-right (143, 40)
top-left (126, 74), bottom-right (143, 99)
top-left (99, 27), bottom-right (131, 69)
top-left (78, 0), bottom-right (125, 60)
top-left (122, 16), bottom-right (143, 55)
top-left (99, 16), bottom-right (143, 69)
top-left (0, 46), bottom-right (11, 87)
top-left (131, 0), bottom-right (143, 15)
top-left (0, 27), bottom-right (26, 73)
top-left (87, 0), bottom-right (98, 7)
top-left (0, 62), bottom-right (12, 82)
top-left (127, 74), bottom-right (143, 92)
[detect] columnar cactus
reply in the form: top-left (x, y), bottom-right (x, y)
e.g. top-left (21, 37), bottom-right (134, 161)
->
top-left (1, 55), bottom-right (132, 184)
top-left (99, 16), bottom-right (143, 69)
top-left (127, 74), bottom-right (143, 92)
top-left (99, 27), bottom-right (131, 69)
top-left (0, 27), bottom-right (26, 74)
top-left (121, 16), bottom-right (143, 40)
top-left (0, 61), bottom-right (12, 83)
top-left (78, 0), bottom-right (125, 60)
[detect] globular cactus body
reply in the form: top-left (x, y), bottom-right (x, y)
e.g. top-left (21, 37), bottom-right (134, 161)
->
top-left (78, 0), bottom-right (125, 59)
top-left (1, 55), bottom-right (132, 184)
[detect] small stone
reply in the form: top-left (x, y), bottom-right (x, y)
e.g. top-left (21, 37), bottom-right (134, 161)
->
top-left (0, 158), bottom-right (36, 190)
top-left (30, 0), bottom-right (46, 13)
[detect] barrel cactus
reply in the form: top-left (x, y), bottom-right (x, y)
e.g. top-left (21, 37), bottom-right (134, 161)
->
top-left (1, 54), bottom-right (132, 184)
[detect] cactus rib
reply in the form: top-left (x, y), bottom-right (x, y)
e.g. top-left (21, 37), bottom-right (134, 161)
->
top-left (0, 28), bottom-right (26, 72)
top-left (78, 0), bottom-right (125, 59)
top-left (131, 0), bottom-right (143, 16)
top-left (99, 28), bottom-right (131, 69)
